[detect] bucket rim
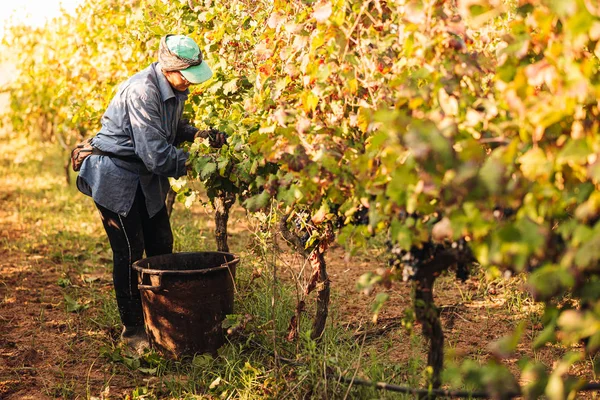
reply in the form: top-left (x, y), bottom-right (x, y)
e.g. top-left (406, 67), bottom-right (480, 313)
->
top-left (132, 251), bottom-right (239, 276)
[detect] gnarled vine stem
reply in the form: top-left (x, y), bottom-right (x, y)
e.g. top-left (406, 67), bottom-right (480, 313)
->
top-left (279, 213), bottom-right (332, 340)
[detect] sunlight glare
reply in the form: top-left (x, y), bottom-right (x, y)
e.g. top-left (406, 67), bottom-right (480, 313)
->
top-left (0, 0), bottom-right (82, 37)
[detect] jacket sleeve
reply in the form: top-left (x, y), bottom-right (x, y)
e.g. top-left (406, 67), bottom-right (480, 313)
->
top-left (174, 119), bottom-right (221, 146)
top-left (126, 84), bottom-right (188, 178)
top-left (174, 119), bottom-right (200, 146)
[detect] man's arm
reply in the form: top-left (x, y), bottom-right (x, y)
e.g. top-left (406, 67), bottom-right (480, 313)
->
top-left (126, 86), bottom-right (188, 178)
top-left (175, 119), bottom-right (228, 148)
top-left (174, 119), bottom-right (199, 145)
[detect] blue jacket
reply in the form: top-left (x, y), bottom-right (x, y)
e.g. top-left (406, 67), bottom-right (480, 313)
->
top-left (77, 62), bottom-right (195, 217)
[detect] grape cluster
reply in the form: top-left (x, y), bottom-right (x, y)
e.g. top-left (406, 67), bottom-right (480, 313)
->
top-left (293, 212), bottom-right (312, 247)
top-left (352, 206), bottom-right (370, 226)
top-left (395, 210), bottom-right (421, 221)
top-left (451, 238), bottom-right (469, 281)
top-left (299, 232), bottom-right (311, 247)
top-left (383, 207), bottom-right (518, 282)
top-left (330, 204), bottom-right (370, 229)
top-left (387, 237), bottom-right (473, 282)
top-left (387, 241), bottom-right (443, 281)
top-left (493, 206), bottom-right (515, 220)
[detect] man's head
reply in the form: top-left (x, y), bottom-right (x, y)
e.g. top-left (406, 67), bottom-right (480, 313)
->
top-left (158, 34), bottom-right (212, 91)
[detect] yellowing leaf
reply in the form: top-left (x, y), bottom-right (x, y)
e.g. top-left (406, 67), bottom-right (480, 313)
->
top-left (346, 78), bottom-right (358, 94)
top-left (313, 1), bottom-right (332, 23)
top-left (311, 203), bottom-right (328, 224)
top-left (518, 148), bottom-right (552, 180)
top-left (209, 376), bottom-right (221, 389)
top-left (223, 79), bottom-right (238, 95)
top-left (357, 107), bottom-right (370, 132)
top-left (267, 12), bottom-right (285, 29)
top-left (438, 88), bottom-right (458, 116)
top-left (302, 91), bottom-right (319, 113)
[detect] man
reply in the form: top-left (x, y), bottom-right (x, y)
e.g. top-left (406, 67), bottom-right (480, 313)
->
top-left (76, 34), bottom-right (225, 352)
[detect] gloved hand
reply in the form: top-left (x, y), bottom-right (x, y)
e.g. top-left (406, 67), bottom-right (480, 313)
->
top-left (196, 128), bottom-right (228, 148)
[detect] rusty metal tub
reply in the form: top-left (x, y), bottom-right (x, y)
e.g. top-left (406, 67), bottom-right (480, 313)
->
top-left (132, 252), bottom-right (238, 358)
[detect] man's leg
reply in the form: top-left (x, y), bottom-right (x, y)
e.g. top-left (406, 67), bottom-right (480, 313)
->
top-left (95, 200), bottom-right (145, 328)
top-left (140, 202), bottom-right (173, 257)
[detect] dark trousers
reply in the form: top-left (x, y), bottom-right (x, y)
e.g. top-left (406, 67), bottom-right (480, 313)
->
top-left (95, 187), bottom-right (173, 327)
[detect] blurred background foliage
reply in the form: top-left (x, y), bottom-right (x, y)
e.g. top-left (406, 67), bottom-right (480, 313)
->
top-left (2, 0), bottom-right (600, 396)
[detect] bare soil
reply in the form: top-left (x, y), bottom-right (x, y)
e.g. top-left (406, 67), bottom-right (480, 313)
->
top-left (0, 194), bottom-right (595, 399)
top-left (0, 187), bottom-right (143, 399)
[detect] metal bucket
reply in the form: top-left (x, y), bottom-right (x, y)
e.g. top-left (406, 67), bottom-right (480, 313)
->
top-left (132, 251), bottom-right (238, 358)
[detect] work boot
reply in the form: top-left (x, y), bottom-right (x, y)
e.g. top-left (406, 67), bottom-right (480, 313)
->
top-left (121, 325), bottom-right (150, 355)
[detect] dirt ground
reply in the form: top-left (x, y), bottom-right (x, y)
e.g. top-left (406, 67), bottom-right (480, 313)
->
top-left (1, 201), bottom-right (593, 400)
top-left (1, 211), bottom-right (128, 399)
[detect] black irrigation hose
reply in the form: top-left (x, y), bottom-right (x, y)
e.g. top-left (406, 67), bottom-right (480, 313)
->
top-left (329, 375), bottom-right (600, 399)
top-left (248, 339), bottom-right (600, 398)
top-left (330, 374), bottom-right (505, 398)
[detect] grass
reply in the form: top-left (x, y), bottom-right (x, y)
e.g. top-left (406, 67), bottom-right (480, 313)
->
top-left (0, 133), bottom-right (427, 399)
top-left (3, 133), bottom-right (595, 399)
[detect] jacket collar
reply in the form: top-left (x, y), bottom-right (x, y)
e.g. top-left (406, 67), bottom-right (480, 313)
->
top-left (152, 62), bottom-right (189, 102)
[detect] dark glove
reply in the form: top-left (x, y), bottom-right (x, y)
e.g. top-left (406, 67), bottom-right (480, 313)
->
top-left (196, 128), bottom-right (228, 148)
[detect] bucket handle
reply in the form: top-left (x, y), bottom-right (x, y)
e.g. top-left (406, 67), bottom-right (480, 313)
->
top-left (138, 271), bottom-right (163, 292)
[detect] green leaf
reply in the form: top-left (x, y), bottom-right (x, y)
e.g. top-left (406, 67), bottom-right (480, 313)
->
top-left (516, 218), bottom-right (546, 249)
top-left (123, 356), bottom-right (141, 370)
top-left (192, 354), bottom-right (213, 367)
top-left (533, 322), bottom-right (557, 348)
top-left (390, 219), bottom-right (413, 250)
top-left (217, 158), bottom-right (230, 175)
top-left (201, 162), bottom-right (217, 179)
top-left (479, 157), bottom-right (504, 194)
top-left (57, 277), bottom-right (72, 288)
top-left (557, 139), bottom-right (591, 165)
top-left (586, 331), bottom-right (600, 354)
top-left (565, 7), bottom-right (595, 35)
top-left (528, 264), bottom-right (575, 300)
top-left (138, 367), bottom-right (158, 375)
top-left (489, 321), bottom-right (526, 359)
top-left (497, 224), bottom-right (521, 242)
top-left (371, 292), bottom-right (389, 323)
top-left (64, 294), bottom-right (89, 313)
top-left (193, 156), bottom-right (210, 175)
top-left (243, 191), bottom-right (270, 212)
